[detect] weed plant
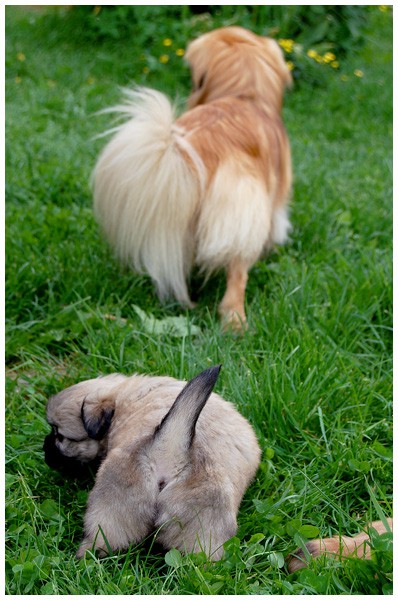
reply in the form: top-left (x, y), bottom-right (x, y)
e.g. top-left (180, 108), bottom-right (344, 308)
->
top-left (5, 5), bottom-right (392, 595)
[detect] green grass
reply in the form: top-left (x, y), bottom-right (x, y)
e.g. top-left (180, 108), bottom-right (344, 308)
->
top-left (5, 6), bottom-right (392, 595)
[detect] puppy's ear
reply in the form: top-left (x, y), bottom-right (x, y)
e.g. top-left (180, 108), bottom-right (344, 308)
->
top-left (81, 394), bottom-right (115, 440)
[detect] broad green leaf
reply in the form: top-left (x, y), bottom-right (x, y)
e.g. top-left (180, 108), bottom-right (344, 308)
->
top-left (299, 524), bottom-right (320, 539)
top-left (268, 551), bottom-right (285, 568)
top-left (265, 447), bottom-right (275, 460)
top-left (164, 548), bottom-right (183, 568)
top-left (248, 533), bottom-right (265, 545)
top-left (132, 305), bottom-right (201, 337)
top-left (286, 518), bottom-right (301, 536)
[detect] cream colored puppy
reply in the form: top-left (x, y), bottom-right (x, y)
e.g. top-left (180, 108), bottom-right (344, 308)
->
top-left (44, 366), bottom-right (261, 559)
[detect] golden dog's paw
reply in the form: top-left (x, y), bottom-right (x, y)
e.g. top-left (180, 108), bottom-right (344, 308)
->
top-left (220, 309), bottom-right (248, 334)
top-left (287, 519), bottom-right (393, 573)
top-left (287, 538), bottom-right (340, 573)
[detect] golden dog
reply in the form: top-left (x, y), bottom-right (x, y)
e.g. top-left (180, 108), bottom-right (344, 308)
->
top-left (93, 26), bottom-right (292, 330)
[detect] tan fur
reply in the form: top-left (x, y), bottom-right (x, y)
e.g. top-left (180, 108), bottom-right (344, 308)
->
top-left (185, 27), bottom-right (292, 112)
top-left (93, 26), bottom-right (292, 330)
top-left (288, 519), bottom-right (393, 573)
top-left (46, 369), bottom-right (261, 559)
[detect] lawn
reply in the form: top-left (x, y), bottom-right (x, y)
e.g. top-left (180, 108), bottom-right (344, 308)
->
top-left (5, 5), bottom-right (393, 595)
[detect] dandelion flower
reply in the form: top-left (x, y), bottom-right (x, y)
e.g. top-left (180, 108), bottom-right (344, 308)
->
top-left (340, 74), bottom-right (348, 82)
top-left (287, 61), bottom-right (294, 71)
top-left (278, 39), bottom-right (294, 53)
top-left (323, 52), bottom-right (336, 63)
top-left (17, 52), bottom-right (26, 62)
top-left (159, 55), bottom-right (169, 64)
top-left (175, 48), bottom-right (185, 57)
top-left (354, 69), bottom-right (364, 78)
top-left (331, 61), bottom-right (339, 69)
top-left (163, 38), bottom-right (172, 47)
top-left (307, 49), bottom-right (318, 59)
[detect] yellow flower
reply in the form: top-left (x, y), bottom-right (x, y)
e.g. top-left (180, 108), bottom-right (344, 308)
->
top-left (379, 5), bottom-right (389, 11)
top-left (278, 38), bottom-right (294, 53)
top-left (175, 48), bottom-right (185, 57)
top-left (323, 52), bottom-right (336, 63)
top-left (340, 74), bottom-right (348, 81)
top-left (163, 38), bottom-right (172, 47)
top-left (331, 61), bottom-right (339, 69)
top-left (17, 52), bottom-right (26, 62)
top-left (93, 6), bottom-right (101, 15)
top-left (287, 61), bottom-right (294, 71)
top-left (307, 49), bottom-right (318, 59)
top-left (354, 69), bottom-right (364, 78)
top-left (15, 76), bottom-right (22, 84)
top-left (159, 55), bottom-right (169, 64)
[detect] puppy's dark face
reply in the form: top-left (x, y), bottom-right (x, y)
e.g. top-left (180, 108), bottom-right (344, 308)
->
top-left (43, 429), bottom-right (102, 480)
top-left (43, 377), bottom-right (120, 480)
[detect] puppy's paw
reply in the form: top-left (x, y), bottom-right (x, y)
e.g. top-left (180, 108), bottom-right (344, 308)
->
top-left (76, 539), bottom-right (110, 559)
top-left (76, 542), bottom-right (90, 559)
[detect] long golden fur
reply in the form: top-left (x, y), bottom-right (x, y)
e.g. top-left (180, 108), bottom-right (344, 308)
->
top-left (93, 26), bottom-right (292, 330)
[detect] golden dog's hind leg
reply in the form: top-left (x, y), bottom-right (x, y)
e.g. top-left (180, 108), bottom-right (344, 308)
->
top-left (288, 519), bottom-right (393, 573)
top-left (218, 258), bottom-right (249, 332)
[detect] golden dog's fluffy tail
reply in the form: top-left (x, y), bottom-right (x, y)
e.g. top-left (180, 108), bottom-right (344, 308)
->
top-left (92, 88), bottom-right (202, 306)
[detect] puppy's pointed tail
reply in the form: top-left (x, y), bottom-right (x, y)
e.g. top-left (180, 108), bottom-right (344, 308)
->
top-left (92, 87), bottom-right (204, 306)
top-left (150, 366), bottom-right (222, 477)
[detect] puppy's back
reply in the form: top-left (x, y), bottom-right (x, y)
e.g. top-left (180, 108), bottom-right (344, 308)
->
top-left (108, 372), bottom-right (260, 492)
